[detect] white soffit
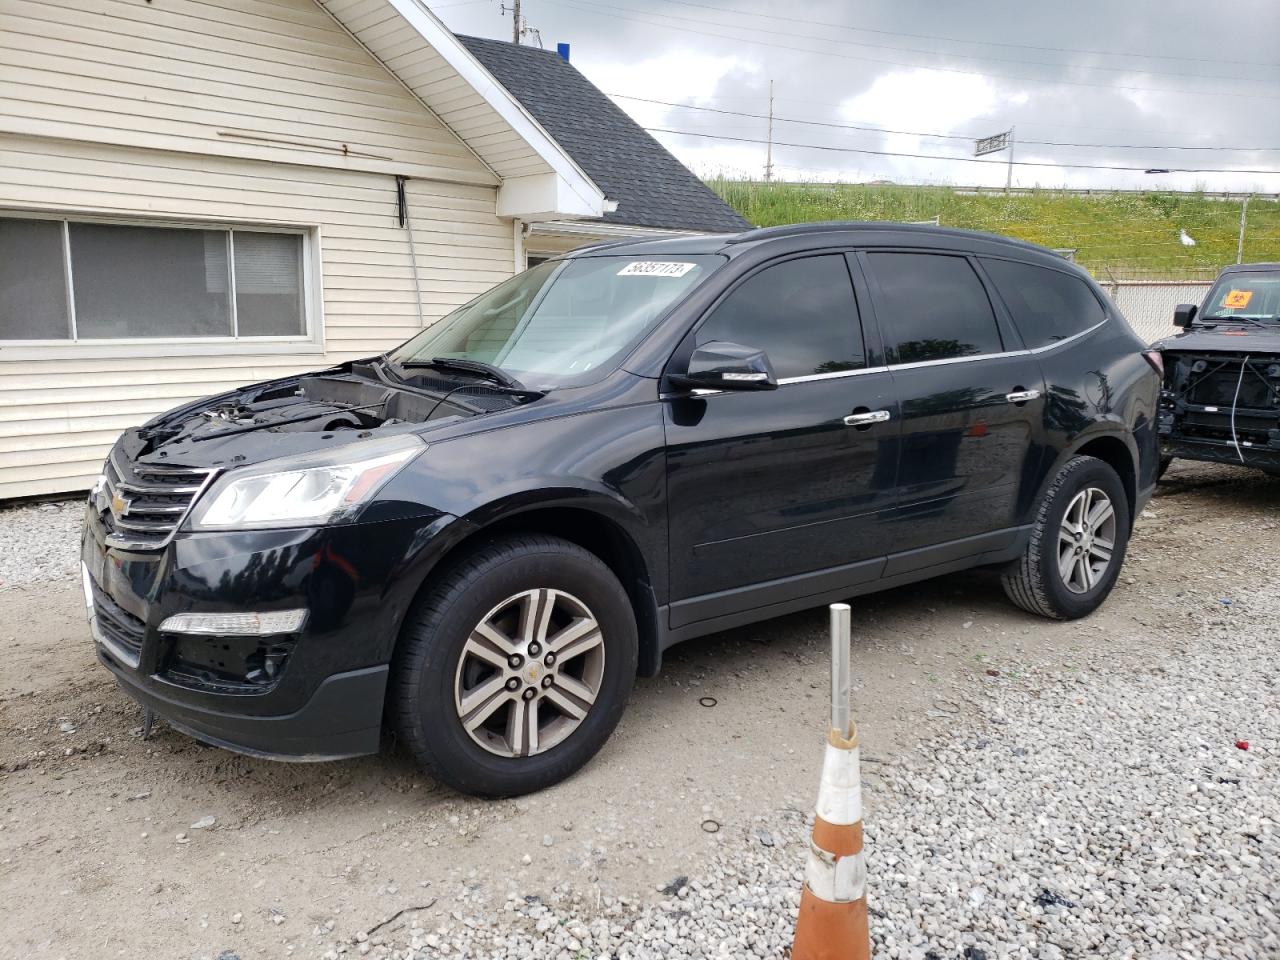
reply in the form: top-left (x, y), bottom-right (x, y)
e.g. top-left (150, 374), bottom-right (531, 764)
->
top-left (318, 0), bottom-right (608, 220)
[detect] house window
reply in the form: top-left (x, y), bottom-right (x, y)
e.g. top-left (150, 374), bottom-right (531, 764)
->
top-left (0, 215), bottom-right (309, 342)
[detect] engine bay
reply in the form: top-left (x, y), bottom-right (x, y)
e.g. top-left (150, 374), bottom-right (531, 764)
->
top-left (1159, 350), bottom-right (1280, 452)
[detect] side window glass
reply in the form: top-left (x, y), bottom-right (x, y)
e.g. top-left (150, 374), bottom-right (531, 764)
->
top-left (867, 252), bottom-right (1003, 364)
top-left (696, 255), bottom-right (864, 379)
top-left (981, 258), bottom-right (1105, 348)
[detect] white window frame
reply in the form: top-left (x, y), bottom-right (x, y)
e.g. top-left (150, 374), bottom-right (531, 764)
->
top-left (0, 209), bottom-right (324, 361)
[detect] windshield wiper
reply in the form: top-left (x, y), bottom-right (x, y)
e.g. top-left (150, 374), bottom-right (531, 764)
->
top-left (398, 356), bottom-right (526, 390)
top-left (1204, 318), bottom-right (1272, 330)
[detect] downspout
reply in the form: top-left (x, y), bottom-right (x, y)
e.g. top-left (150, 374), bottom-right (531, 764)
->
top-left (396, 176), bottom-right (427, 328)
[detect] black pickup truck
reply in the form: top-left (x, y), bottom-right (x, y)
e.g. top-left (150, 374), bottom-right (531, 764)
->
top-left (1153, 263), bottom-right (1280, 477)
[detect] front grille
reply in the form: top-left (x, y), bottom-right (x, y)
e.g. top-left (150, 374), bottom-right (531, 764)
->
top-left (92, 582), bottom-right (146, 658)
top-left (101, 454), bottom-right (215, 550)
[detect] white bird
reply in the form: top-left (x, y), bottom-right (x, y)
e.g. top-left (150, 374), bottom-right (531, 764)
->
top-left (1179, 229), bottom-right (1197, 247)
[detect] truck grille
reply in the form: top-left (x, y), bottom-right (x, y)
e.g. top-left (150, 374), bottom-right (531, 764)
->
top-left (101, 454), bottom-right (216, 550)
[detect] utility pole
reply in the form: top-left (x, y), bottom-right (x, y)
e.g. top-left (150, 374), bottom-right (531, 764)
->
top-left (511, 0), bottom-right (521, 43)
top-left (1238, 194), bottom-right (1252, 264)
top-left (764, 80), bottom-right (775, 182)
top-left (1005, 125), bottom-right (1015, 194)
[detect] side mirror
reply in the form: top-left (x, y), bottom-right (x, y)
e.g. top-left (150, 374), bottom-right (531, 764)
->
top-left (669, 340), bottom-right (778, 392)
top-left (1173, 303), bottom-right (1197, 328)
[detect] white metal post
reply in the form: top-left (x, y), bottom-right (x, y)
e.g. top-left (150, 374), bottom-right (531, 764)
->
top-left (830, 603), bottom-right (851, 737)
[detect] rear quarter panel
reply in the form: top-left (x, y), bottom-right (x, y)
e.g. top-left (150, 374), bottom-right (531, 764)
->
top-left (1035, 318), bottom-right (1160, 508)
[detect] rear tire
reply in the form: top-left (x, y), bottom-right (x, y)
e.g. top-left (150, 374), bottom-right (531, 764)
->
top-left (391, 535), bottom-right (637, 797)
top-left (1002, 455), bottom-right (1131, 620)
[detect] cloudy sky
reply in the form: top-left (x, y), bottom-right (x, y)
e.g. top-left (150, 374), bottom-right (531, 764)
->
top-left (434, 0), bottom-right (1280, 192)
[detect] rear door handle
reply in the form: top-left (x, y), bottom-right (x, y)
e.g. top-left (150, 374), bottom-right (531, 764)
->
top-left (1005, 389), bottom-right (1041, 404)
top-left (843, 409), bottom-right (891, 427)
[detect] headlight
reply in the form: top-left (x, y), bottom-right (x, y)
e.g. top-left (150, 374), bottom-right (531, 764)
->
top-left (187, 434), bottom-right (424, 531)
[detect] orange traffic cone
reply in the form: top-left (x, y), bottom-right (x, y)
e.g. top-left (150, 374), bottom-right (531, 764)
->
top-left (791, 603), bottom-right (871, 960)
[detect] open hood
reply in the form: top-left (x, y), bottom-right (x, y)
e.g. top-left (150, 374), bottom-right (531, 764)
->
top-left (121, 360), bottom-right (531, 471)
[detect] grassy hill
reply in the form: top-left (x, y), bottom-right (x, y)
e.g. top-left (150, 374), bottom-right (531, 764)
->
top-left (708, 179), bottom-right (1280, 281)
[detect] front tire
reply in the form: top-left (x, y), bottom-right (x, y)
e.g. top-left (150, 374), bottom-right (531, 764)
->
top-left (391, 535), bottom-right (637, 797)
top-left (1002, 455), bottom-right (1131, 620)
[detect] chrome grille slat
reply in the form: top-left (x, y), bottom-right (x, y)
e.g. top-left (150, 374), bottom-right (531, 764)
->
top-left (115, 481), bottom-right (204, 496)
top-left (120, 504), bottom-right (188, 515)
top-left (99, 452), bottom-right (216, 551)
top-left (112, 517), bottom-right (179, 532)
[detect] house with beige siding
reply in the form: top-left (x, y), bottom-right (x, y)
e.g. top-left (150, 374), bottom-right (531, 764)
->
top-left (0, 0), bottom-right (747, 499)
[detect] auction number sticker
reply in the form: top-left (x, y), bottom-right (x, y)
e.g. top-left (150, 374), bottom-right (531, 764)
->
top-left (1223, 289), bottom-right (1253, 308)
top-left (618, 261), bottom-right (697, 277)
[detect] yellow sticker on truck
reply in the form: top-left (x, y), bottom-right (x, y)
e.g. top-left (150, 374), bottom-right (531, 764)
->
top-left (1223, 289), bottom-right (1253, 309)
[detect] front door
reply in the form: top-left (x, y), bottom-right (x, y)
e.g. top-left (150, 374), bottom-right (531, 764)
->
top-left (663, 253), bottom-right (899, 627)
top-left (860, 250), bottom-right (1046, 558)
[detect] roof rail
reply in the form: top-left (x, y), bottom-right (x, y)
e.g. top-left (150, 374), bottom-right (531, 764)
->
top-left (724, 220), bottom-right (924, 244)
top-left (569, 233), bottom-right (687, 254)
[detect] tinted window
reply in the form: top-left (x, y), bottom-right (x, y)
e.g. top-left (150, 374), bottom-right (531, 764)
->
top-left (696, 255), bottom-right (864, 379)
top-left (868, 252), bottom-right (1002, 364)
top-left (981, 257), bottom-right (1105, 347)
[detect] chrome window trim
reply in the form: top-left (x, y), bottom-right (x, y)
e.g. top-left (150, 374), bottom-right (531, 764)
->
top-left (889, 318), bottom-right (1108, 371)
top-left (779, 365), bottom-right (890, 385)
top-left (1027, 317), bottom-right (1108, 354)
top-left (891, 349), bottom-right (1027, 372)
top-left (658, 318), bottom-right (1108, 398)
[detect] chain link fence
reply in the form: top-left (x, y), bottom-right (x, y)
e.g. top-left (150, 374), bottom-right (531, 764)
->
top-left (1099, 280), bottom-right (1213, 345)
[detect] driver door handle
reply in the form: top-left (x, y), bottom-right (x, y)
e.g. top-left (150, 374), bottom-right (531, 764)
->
top-left (1005, 389), bottom-right (1041, 404)
top-left (844, 409), bottom-right (891, 427)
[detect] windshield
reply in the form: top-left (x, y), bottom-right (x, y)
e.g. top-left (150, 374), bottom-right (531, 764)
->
top-left (1200, 272), bottom-right (1280, 323)
top-left (388, 255), bottom-right (724, 388)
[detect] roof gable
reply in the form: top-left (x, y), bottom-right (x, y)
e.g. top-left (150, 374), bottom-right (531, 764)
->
top-left (456, 36), bottom-right (750, 234)
top-left (318, 0), bottom-right (607, 219)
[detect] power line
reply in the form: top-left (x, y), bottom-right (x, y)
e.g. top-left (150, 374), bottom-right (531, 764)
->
top-left (635, 0), bottom-right (1280, 70)
top-left (568, 0), bottom-right (1278, 85)
top-left (612, 94), bottom-right (1280, 152)
top-left (543, 0), bottom-right (1280, 102)
top-left (645, 127), bottom-right (1280, 175)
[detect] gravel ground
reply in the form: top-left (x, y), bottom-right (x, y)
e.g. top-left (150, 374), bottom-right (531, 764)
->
top-left (0, 499), bottom-right (83, 587)
top-left (352, 578), bottom-right (1278, 959)
top-left (2, 463), bottom-right (1277, 960)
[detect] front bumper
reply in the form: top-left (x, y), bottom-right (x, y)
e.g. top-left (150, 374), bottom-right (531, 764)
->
top-left (82, 506), bottom-right (465, 760)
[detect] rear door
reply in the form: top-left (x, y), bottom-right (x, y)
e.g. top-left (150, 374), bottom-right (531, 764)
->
top-left (860, 250), bottom-right (1046, 562)
top-left (663, 253), bottom-right (899, 626)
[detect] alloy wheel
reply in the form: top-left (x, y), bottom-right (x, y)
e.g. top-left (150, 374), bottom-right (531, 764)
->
top-left (453, 588), bottom-right (606, 758)
top-left (1057, 486), bottom-right (1117, 594)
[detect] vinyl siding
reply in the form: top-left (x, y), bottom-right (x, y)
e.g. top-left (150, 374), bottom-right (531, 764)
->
top-left (318, 0), bottom-right (551, 180)
top-left (0, 0), bottom-right (497, 185)
top-left (0, 0), bottom-right (537, 499)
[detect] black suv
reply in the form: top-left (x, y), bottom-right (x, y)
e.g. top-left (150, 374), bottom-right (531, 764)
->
top-left (82, 223), bottom-right (1160, 796)
top-left (1154, 262), bottom-right (1280, 477)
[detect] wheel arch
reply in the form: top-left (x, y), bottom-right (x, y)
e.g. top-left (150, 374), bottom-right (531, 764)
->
top-left (1049, 426), bottom-right (1139, 527)
top-left (399, 495), bottom-right (664, 679)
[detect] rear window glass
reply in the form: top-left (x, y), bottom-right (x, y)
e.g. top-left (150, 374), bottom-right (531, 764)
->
top-left (1200, 272), bottom-right (1280, 321)
top-left (981, 258), bottom-right (1105, 349)
top-left (867, 252), bottom-right (1003, 364)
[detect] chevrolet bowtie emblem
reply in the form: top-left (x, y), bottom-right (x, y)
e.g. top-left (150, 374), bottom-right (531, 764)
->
top-left (110, 490), bottom-right (132, 518)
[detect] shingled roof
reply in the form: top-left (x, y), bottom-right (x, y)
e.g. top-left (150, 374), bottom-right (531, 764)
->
top-left (457, 35), bottom-right (751, 234)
